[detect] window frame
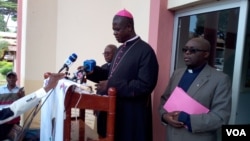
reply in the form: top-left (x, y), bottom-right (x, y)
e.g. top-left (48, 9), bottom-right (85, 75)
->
top-left (171, 0), bottom-right (248, 124)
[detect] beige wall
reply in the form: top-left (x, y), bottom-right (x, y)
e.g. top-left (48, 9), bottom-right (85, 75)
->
top-left (21, 0), bottom-right (58, 128)
top-left (23, 0), bottom-right (150, 81)
top-left (168, 0), bottom-right (200, 8)
top-left (168, 0), bottom-right (218, 10)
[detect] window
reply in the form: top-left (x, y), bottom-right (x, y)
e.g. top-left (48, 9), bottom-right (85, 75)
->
top-left (174, 8), bottom-right (239, 80)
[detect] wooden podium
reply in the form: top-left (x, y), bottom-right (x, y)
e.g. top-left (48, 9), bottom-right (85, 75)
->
top-left (63, 86), bottom-right (116, 141)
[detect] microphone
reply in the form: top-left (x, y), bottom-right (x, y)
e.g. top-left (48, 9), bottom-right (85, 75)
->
top-left (83, 59), bottom-right (96, 73)
top-left (71, 67), bottom-right (86, 83)
top-left (58, 53), bottom-right (78, 73)
top-left (70, 60), bottom-right (95, 83)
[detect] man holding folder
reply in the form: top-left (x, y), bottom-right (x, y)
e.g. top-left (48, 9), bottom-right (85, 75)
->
top-left (159, 37), bottom-right (232, 141)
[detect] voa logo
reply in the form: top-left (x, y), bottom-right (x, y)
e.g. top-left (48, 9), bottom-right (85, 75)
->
top-left (226, 129), bottom-right (247, 136)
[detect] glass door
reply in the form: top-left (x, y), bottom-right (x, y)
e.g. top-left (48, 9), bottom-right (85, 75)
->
top-left (172, 0), bottom-right (248, 124)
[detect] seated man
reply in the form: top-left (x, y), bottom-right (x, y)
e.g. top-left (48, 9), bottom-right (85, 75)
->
top-left (0, 71), bottom-right (25, 140)
top-left (0, 72), bottom-right (65, 141)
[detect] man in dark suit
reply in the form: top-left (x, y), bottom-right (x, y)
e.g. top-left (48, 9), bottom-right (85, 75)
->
top-left (87, 44), bottom-right (117, 138)
top-left (159, 37), bottom-right (232, 141)
top-left (100, 44), bottom-right (117, 74)
top-left (86, 44), bottom-right (117, 87)
top-left (87, 9), bottom-right (159, 141)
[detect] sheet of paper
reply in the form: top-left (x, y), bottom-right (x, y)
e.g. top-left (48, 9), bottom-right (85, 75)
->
top-left (164, 86), bottom-right (209, 114)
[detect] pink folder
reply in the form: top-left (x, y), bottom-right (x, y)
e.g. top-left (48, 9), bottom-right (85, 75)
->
top-left (163, 86), bottom-right (209, 114)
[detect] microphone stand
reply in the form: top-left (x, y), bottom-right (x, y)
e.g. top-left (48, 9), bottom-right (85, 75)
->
top-left (64, 66), bottom-right (71, 79)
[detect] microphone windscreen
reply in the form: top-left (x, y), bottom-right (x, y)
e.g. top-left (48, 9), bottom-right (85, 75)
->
top-left (58, 53), bottom-right (78, 73)
top-left (65, 53), bottom-right (77, 66)
top-left (69, 53), bottom-right (77, 62)
top-left (83, 59), bottom-right (96, 72)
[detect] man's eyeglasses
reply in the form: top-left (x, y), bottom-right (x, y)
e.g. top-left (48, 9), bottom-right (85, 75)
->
top-left (103, 52), bottom-right (111, 55)
top-left (182, 48), bottom-right (208, 54)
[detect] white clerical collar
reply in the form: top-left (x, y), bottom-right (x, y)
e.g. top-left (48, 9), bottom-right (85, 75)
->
top-left (124, 35), bottom-right (139, 44)
top-left (188, 69), bottom-right (193, 73)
